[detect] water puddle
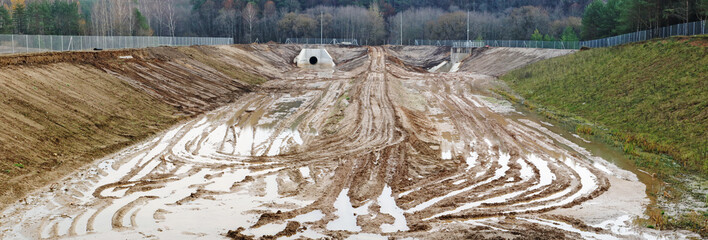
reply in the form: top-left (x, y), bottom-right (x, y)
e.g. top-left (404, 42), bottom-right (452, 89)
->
top-left (327, 189), bottom-right (361, 232)
top-left (377, 185), bottom-right (409, 233)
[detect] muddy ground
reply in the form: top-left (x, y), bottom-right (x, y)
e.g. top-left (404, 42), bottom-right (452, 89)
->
top-left (0, 45), bottom-right (700, 239)
top-left (0, 44), bottom-right (301, 211)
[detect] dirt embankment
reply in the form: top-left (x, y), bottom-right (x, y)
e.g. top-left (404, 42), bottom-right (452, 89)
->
top-left (458, 47), bottom-right (576, 76)
top-left (382, 46), bottom-right (574, 76)
top-left (0, 44), bottom-right (299, 210)
top-left (385, 45), bottom-right (451, 69)
top-left (325, 46), bottom-right (369, 71)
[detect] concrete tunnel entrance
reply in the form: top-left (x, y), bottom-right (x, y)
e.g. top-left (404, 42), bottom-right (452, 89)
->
top-left (295, 49), bottom-right (335, 69)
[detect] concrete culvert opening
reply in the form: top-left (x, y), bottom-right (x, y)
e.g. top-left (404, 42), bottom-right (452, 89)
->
top-left (294, 49), bottom-right (335, 69)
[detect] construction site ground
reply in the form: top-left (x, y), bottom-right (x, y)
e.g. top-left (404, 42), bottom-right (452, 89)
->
top-left (0, 45), bottom-right (700, 239)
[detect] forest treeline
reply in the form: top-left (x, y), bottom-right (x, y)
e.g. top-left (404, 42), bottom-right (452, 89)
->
top-left (0, 0), bottom-right (706, 44)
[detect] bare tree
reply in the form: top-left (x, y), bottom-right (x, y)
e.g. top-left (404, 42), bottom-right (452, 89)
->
top-left (387, 7), bottom-right (445, 44)
top-left (243, 2), bottom-right (258, 43)
top-left (218, 8), bottom-right (238, 40)
top-left (91, 0), bottom-right (114, 36)
top-left (163, 0), bottom-right (178, 37)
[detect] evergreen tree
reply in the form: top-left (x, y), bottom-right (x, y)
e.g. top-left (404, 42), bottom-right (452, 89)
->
top-left (604, 0), bottom-right (623, 35)
top-left (52, 1), bottom-right (83, 35)
top-left (0, 7), bottom-right (12, 34)
top-left (26, 2), bottom-right (53, 34)
top-left (12, 3), bottom-right (27, 34)
top-left (581, 0), bottom-right (606, 39)
top-left (531, 29), bottom-right (543, 41)
top-left (133, 9), bottom-right (153, 36)
top-left (561, 26), bottom-right (579, 41)
top-left (698, 0), bottom-right (708, 22)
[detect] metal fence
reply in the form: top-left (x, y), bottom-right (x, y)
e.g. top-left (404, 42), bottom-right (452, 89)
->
top-left (582, 20), bottom-right (706, 48)
top-left (285, 38), bottom-right (359, 45)
top-left (481, 40), bottom-right (580, 49)
top-left (0, 35), bottom-right (233, 55)
top-left (452, 41), bottom-right (485, 48)
top-left (414, 20), bottom-right (707, 49)
top-left (415, 39), bottom-right (580, 49)
top-left (413, 40), bottom-right (459, 46)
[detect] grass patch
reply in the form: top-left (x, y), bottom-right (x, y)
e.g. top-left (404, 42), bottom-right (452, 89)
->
top-left (499, 35), bottom-right (708, 236)
top-left (502, 35), bottom-right (707, 175)
top-left (576, 125), bottom-right (593, 135)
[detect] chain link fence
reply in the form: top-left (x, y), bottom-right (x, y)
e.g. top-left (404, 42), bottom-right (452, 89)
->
top-left (582, 20), bottom-right (706, 48)
top-left (452, 41), bottom-right (485, 48)
top-left (413, 20), bottom-right (706, 49)
top-left (414, 39), bottom-right (580, 49)
top-left (0, 35), bottom-right (234, 55)
top-left (285, 38), bottom-right (358, 45)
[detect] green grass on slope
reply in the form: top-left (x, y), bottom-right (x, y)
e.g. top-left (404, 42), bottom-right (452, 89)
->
top-left (502, 36), bottom-right (708, 176)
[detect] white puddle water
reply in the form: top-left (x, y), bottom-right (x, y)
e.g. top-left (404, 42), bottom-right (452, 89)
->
top-left (129, 125), bottom-right (184, 182)
top-left (326, 189), bottom-right (362, 232)
top-left (235, 126), bottom-right (256, 156)
top-left (466, 152), bottom-right (479, 171)
top-left (520, 217), bottom-right (618, 240)
top-left (281, 229), bottom-right (329, 240)
top-left (204, 169), bottom-right (251, 192)
top-left (406, 151), bottom-right (510, 213)
top-left (377, 185), bottom-right (409, 233)
top-left (233, 126), bottom-right (303, 157)
top-left (245, 223), bottom-right (288, 237)
top-left (507, 158), bottom-right (598, 213)
top-left (398, 187), bottom-right (421, 198)
top-left (293, 210), bottom-right (325, 223)
top-left (346, 233), bottom-right (389, 240)
top-left (299, 166), bottom-right (314, 183)
top-left (441, 150), bottom-right (452, 160)
top-left (464, 217), bottom-right (508, 232)
top-left (518, 159), bottom-right (533, 181)
top-left (199, 124), bottom-right (228, 156)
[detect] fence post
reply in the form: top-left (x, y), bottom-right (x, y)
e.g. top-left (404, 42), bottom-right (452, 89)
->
top-left (38, 35), bottom-right (41, 50)
top-left (25, 35), bottom-right (28, 53)
top-left (11, 34), bottom-right (14, 54)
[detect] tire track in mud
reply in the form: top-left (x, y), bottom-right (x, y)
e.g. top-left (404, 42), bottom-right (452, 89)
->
top-left (0, 47), bottom-right (663, 239)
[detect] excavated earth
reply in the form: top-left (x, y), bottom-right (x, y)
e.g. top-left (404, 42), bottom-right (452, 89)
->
top-left (0, 45), bottom-right (700, 239)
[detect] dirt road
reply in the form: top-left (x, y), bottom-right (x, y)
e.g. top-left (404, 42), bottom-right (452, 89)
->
top-left (0, 46), bottom-right (695, 239)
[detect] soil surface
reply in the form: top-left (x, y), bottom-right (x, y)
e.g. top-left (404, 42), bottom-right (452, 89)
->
top-left (0, 46), bottom-right (699, 239)
top-left (0, 44), bottom-right (300, 211)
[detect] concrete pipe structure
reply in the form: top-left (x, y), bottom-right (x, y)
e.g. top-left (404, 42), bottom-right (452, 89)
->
top-left (295, 49), bottom-right (336, 69)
